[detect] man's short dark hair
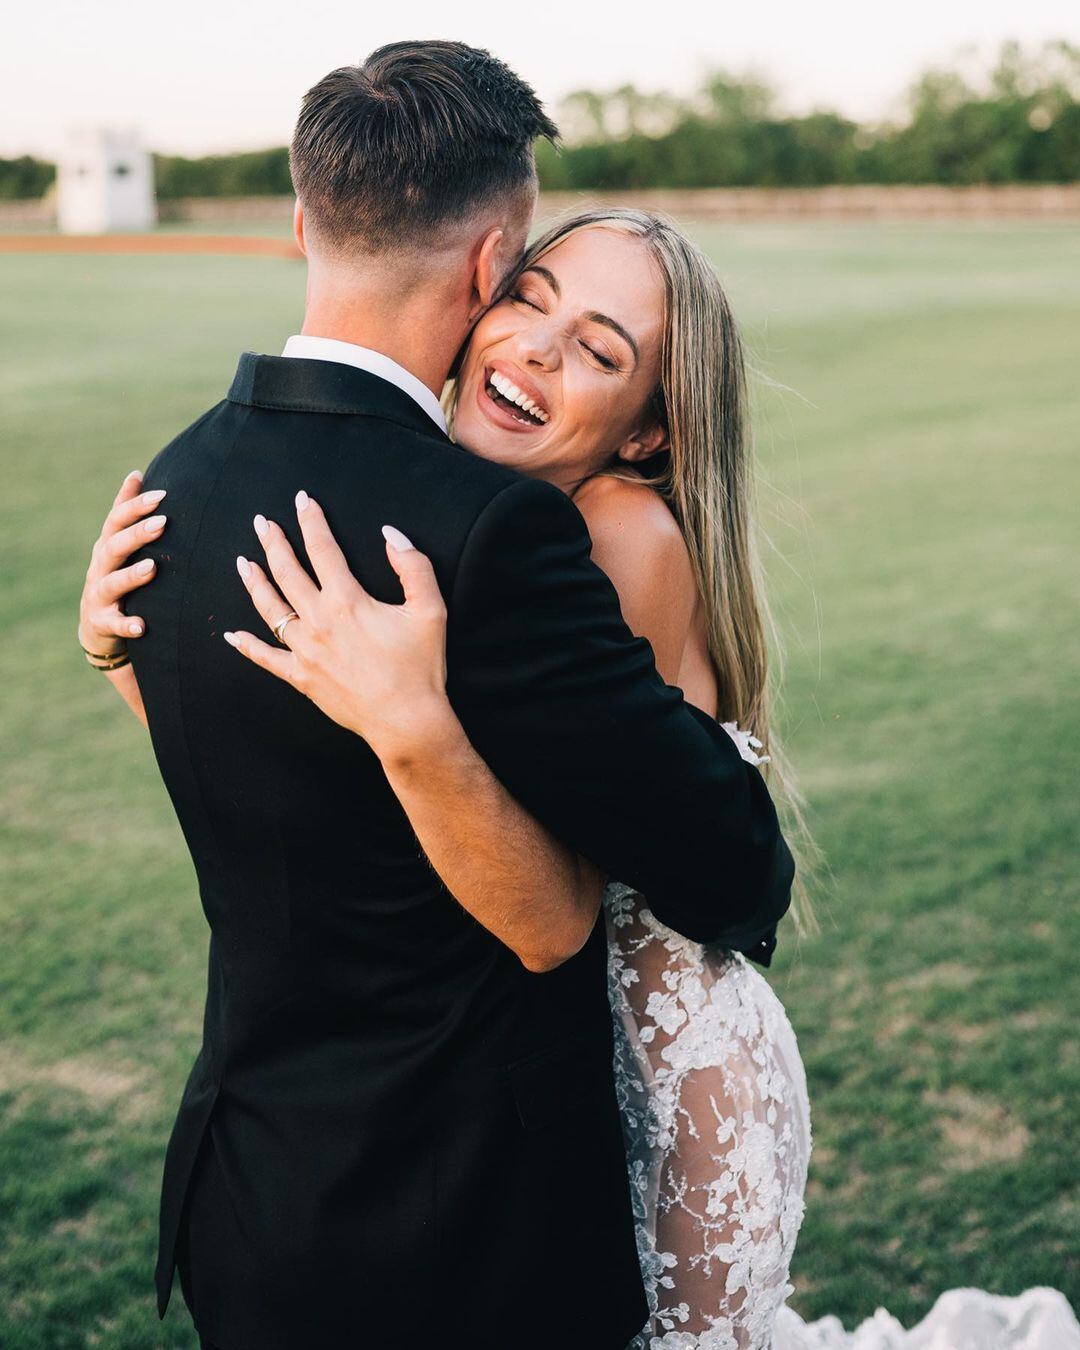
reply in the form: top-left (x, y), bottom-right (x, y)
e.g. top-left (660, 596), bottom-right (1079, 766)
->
top-left (290, 41), bottom-right (558, 253)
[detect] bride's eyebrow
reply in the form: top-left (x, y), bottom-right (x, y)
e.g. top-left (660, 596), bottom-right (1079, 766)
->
top-left (584, 311), bottom-right (638, 365)
top-left (524, 265), bottom-right (560, 294)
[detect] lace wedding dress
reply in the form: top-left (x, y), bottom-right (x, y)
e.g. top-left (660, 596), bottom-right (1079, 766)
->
top-left (605, 727), bottom-right (1080, 1350)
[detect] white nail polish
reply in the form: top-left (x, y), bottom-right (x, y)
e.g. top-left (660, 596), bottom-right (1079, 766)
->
top-left (223, 632), bottom-right (239, 647)
top-left (129, 620), bottom-right (143, 635)
top-left (236, 556), bottom-right (251, 580)
top-left (143, 489), bottom-right (166, 506)
top-left (296, 490), bottom-right (310, 512)
top-left (254, 515), bottom-right (268, 539)
top-left (146, 515), bottom-right (167, 530)
top-left (136, 558), bottom-right (155, 574)
top-left (382, 525), bottom-right (415, 552)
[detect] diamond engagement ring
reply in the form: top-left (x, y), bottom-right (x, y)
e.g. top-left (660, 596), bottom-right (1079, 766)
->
top-left (272, 611), bottom-right (300, 644)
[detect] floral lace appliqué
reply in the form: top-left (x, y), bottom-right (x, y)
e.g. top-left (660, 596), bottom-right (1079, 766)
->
top-left (606, 881), bottom-right (812, 1350)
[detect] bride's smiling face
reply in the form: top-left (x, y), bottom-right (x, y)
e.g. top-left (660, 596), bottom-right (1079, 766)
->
top-left (453, 227), bottom-right (668, 492)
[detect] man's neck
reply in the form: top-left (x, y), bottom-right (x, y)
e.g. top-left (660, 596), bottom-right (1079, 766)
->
top-left (300, 278), bottom-right (466, 400)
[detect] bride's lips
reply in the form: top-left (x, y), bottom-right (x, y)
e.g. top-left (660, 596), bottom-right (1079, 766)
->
top-left (474, 363), bottom-right (552, 434)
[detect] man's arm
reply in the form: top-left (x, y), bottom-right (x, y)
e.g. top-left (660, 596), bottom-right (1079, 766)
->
top-left (446, 477), bottom-right (795, 949)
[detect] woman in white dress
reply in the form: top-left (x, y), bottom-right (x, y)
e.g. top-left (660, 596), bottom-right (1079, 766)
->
top-left (80, 209), bottom-right (1078, 1349)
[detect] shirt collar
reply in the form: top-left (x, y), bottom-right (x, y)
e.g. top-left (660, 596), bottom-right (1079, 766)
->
top-left (281, 335), bottom-right (447, 434)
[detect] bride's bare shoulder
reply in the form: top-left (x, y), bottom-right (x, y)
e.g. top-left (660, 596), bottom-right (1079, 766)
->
top-left (574, 474), bottom-right (686, 558)
top-left (574, 475), bottom-right (692, 579)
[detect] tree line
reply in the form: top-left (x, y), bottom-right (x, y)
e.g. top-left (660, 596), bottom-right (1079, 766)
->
top-left (535, 40), bottom-right (1079, 189)
top-left (2, 39), bottom-right (1076, 201)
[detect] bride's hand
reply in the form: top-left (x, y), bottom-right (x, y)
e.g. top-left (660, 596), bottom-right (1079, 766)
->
top-left (79, 470), bottom-right (167, 655)
top-left (226, 491), bottom-right (451, 764)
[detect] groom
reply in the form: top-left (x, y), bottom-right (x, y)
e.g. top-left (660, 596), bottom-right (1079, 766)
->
top-left (129, 41), bottom-right (794, 1350)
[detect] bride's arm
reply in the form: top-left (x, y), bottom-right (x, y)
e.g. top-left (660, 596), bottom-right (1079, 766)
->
top-left (381, 716), bottom-right (605, 974)
top-left (85, 471), bottom-right (717, 970)
top-left (227, 495), bottom-right (605, 974)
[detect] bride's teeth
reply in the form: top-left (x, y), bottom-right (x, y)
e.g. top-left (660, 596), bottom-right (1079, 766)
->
top-left (488, 371), bottom-right (549, 423)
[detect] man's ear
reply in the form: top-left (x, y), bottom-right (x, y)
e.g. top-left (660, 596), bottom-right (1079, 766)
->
top-left (468, 227), bottom-right (506, 321)
top-left (616, 420), bottom-right (670, 465)
top-left (293, 199), bottom-right (307, 257)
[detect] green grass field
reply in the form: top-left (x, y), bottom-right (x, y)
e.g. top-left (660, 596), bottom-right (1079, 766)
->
top-left (2, 221), bottom-right (1078, 1346)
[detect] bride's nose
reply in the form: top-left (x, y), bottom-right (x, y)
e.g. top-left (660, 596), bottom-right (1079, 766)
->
top-left (513, 322), bottom-right (560, 371)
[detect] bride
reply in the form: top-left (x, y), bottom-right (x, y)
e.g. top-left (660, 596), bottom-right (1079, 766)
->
top-left (79, 209), bottom-right (1077, 1349)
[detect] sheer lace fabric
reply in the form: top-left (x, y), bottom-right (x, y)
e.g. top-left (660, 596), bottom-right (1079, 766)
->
top-left (606, 882), bottom-right (812, 1350)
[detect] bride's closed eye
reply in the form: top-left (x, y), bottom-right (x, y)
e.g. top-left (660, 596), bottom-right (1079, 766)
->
top-left (510, 289), bottom-right (620, 371)
top-left (583, 343), bottom-right (619, 372)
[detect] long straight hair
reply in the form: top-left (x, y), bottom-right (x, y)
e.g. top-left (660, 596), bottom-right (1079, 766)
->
top-left (447, 207), bottom-right (821, 936)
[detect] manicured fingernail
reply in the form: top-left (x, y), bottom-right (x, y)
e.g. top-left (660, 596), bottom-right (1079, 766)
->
top-left (142, 489), bottom-right (166, 506)
top-left (126, 469), bottom-right (143, 482)
top-left (236, 556), bottom-right (251, 580)
top-left (136, 558), bottom-right (155, 575)
top-left (223, 631), bottom-right (240, 647)
top-left (295, 490), bottom-right (310, 513)
top-left (254, 515), bottom-right (268, 539)
top-left (146, 515), bottom-right (166, 531)
top-left (382, 525), bottom-right (414, 551)
top-left (129, 620), bottom-right (144, 636)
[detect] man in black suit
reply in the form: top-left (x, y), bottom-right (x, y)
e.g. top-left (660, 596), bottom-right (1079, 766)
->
top-left (106, 41), bottom-right (793, 1350)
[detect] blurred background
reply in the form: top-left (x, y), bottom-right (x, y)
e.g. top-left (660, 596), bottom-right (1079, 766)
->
top-left (1, 3), bottom-right (1077, 1346)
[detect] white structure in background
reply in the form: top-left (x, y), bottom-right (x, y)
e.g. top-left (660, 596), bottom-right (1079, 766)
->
top-left (56, 129), bottom-right (155, 234)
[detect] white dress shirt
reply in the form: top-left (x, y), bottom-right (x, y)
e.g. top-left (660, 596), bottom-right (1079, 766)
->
top-left (280, 335), bottom-right (447, 434)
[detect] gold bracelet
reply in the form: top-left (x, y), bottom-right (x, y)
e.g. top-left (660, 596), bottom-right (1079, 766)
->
top-left (80, 637), bottom-right (131, 671)
top-left (84, 650), bottom-right (132, 671)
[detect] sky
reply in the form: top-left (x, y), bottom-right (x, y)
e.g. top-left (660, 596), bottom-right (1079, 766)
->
top-left (2, 0), bottom-right (1077, 159)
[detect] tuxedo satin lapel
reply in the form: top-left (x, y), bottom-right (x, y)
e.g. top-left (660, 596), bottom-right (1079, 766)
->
top-left (227, 352), bottom-right (450, 440)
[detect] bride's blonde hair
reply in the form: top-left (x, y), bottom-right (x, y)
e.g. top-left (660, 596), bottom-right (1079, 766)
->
top-left (445, 207), bottom-right (821, 937)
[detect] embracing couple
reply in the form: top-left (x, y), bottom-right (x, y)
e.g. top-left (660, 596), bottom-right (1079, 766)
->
top-left (78, 40), bottom-right (813, 1350)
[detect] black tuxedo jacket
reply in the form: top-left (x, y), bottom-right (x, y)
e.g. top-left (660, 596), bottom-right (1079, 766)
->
top-left (131, 353), bottom-right (794, 1349)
